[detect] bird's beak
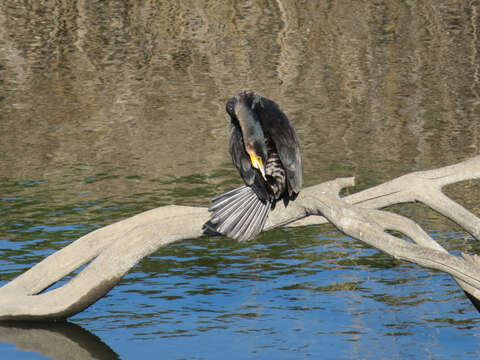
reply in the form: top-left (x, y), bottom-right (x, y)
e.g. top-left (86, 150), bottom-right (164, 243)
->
top-left (249, 154), bottom-right (266, 180)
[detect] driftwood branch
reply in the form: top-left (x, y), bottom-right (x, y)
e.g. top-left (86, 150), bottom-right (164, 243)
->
top-left (1, 156), bottom-right (480, 320)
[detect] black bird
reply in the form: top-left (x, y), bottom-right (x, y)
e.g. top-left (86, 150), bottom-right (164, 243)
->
top-left (207, 90), bottom-right (302, 241)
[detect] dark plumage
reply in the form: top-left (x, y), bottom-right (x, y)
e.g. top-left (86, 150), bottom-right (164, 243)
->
top-left (206, 90), bottom-right (302, 241)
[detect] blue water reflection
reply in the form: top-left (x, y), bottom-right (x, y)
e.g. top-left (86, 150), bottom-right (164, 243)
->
top-left (76, 233), bottom-right (480, 359)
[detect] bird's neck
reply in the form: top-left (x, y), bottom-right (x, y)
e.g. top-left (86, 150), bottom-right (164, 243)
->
top-left (235, 102), bottom-right (265, 153)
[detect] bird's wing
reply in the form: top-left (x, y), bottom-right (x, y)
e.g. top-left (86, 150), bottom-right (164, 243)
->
top-left (257, 97), bottom-right (302, 194)
top-left (229, 125), bottom-right (271, 201)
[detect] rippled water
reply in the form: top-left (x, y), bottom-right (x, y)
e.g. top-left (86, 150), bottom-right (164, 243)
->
top-left (1, 1), bottom-right (480, 359)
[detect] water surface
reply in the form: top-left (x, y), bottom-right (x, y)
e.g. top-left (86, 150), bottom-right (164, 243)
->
top-left (1, 1), bottom-right (480, 359)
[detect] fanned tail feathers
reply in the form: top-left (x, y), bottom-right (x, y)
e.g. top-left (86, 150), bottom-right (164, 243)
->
top-left (207, 186), bottom-right (271, 241)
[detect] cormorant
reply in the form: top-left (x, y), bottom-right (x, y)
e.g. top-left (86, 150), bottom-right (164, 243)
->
top-left (206, 90), bottom-right (302, 241)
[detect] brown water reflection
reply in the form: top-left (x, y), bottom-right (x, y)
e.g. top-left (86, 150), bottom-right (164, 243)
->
top-left (1, 1), bottom-right (479, 192)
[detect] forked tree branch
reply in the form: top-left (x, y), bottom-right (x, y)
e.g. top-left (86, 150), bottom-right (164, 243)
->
top-left (0, 156), bottom-right (479, 320)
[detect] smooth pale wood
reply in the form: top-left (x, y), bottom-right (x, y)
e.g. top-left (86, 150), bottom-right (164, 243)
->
top-left (0, 156), bottom-right (479, 320)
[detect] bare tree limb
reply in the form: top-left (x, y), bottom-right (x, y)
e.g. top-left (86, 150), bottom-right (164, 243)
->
top-left (0, 156), bottom-right (479, 320)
